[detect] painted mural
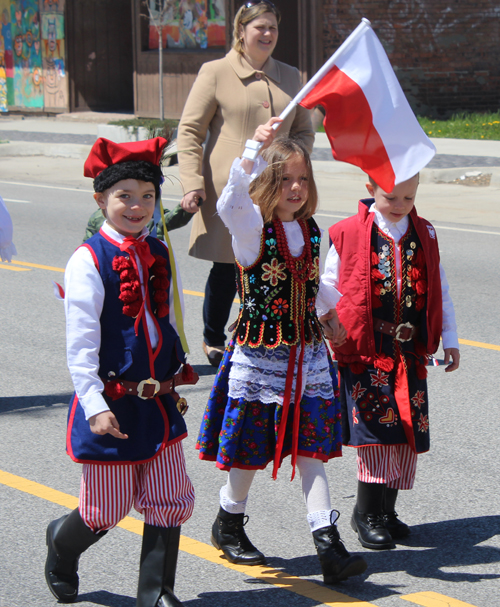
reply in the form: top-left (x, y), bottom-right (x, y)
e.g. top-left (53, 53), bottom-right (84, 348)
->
top-left (0, 0), bottom-right (66, 111)
top-left (10, 0), bottom-right (43, 108)
top-left (41, 0), bottom-right (67, 109)
top-left (148, 0), bottom-right (226, 50)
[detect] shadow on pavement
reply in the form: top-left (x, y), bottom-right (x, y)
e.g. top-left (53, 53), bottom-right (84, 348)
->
top-left (0, 393), bottom-right (72, 413)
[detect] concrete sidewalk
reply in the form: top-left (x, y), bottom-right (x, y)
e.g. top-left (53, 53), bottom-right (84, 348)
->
top-left (0, 112), bottom-right (499, 229)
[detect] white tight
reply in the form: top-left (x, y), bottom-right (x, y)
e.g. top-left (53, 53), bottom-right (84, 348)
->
top-left (222, 456), bottom-right (331, 519)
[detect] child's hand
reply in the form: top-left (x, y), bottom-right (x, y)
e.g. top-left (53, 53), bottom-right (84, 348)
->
top-left (319, 309), bottom-right (347, 347)
top-left (443, 347), bottom-right (460, 372)
top-left (181, 189), bottom-right (205, 213)
top-left (89, 411), bottom-right (129, 439)
top-left (252, 117), bottom-right (283, 151)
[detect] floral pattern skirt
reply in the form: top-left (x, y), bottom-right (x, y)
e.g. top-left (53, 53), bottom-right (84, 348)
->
top-left (196, 341), bottom-right (343, 471)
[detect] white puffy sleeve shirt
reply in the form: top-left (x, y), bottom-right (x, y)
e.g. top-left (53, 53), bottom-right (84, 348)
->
top-left (64, 222), bottom-right (184, 420)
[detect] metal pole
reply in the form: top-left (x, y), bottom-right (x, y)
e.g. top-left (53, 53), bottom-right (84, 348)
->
top-left (158, 22), bottom-right (164, 121)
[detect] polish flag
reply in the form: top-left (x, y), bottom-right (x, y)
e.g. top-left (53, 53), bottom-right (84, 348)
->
top-left (280, 19), bottom-right (435, 192)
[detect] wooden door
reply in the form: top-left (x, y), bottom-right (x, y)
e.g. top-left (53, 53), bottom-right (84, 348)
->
top-left (66, 0), bottom-right (134, 112)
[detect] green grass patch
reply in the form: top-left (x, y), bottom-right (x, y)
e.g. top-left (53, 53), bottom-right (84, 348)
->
top-left (108, 118), bottom-right (179, 139)
top-left (418, 112), bottom-right (500, 140)
top-left (316, 112), bottom-right (500, 140)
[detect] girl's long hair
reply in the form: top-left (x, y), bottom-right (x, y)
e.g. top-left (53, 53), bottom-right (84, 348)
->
top-left (249, 138), bottom-right (318, 224)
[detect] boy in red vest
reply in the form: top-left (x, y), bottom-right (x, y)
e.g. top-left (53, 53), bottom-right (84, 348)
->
top-left (44, 137), bottom-right (197, 606)
top-left (318, 174), bottom-right (459, 550)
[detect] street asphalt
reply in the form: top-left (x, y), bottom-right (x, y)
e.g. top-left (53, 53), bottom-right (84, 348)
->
top-left (0, 111), bottom-right (499, 607)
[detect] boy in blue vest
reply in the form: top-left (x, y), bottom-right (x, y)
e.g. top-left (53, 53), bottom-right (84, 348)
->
top-left (45, 137), bottom-right (197, 607)
top-left (320, 174), bottom-right (459, 550)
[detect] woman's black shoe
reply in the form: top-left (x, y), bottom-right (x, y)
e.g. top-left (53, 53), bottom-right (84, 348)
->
top-left (211, 507), bottom-right (266, 565)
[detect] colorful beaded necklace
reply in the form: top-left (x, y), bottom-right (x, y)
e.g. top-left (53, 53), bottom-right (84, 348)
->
top-left (274, 217), bottom-right (312, 284)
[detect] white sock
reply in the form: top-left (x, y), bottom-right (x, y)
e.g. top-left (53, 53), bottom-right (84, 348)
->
top-left (307, 509), bottom-right (339, 532)
top-left (220, 468), bottom-right (256, 514)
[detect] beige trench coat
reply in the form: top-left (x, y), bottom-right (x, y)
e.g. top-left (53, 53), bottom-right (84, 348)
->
top-left (177, 49), bottom-right (315, 264)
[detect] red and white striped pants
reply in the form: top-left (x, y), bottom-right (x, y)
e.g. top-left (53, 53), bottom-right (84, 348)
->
top-left (79, 441), bottom-right (195, 532)
top-left (357, 444), bottom-right (418, 490)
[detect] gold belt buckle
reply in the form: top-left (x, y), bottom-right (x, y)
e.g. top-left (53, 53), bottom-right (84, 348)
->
top-left (137, 378), bottom-right (161, 399)
top-left (395, 322), bottom-right (414, 342)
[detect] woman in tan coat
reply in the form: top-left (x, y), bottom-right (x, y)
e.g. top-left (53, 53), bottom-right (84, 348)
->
top-left (178, 0), bottom-right (314, 366)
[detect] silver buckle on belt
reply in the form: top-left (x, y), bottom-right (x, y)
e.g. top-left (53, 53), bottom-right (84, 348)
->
top-left (395, 322), bottom-right (414, 342)
top-left (137, 378), bottom-right (161, 399)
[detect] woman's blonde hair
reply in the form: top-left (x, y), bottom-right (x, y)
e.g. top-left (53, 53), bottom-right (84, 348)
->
top-left (249, 138), bottom-right (318, 224)
top-left (232, 2), bottom-right (281, 55)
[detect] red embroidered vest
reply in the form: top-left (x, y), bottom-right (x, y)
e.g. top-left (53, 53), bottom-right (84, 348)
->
top-left (328, 200), bottom-right (443, 364)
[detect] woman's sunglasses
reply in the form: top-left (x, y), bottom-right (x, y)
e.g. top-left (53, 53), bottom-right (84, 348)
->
top-left (243, 0), bottom-right (277, 10)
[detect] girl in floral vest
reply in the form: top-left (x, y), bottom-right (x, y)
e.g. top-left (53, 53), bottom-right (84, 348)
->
top-left (196, 118), bottom-right (367, 584)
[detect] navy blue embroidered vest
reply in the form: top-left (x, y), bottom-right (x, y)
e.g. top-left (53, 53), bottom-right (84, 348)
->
top-left (371, 221), bottom-right (429, 357)
top-left (234, 217), bottom-right (322, 348)
top-left (67, 231), bottom-right (187, 464)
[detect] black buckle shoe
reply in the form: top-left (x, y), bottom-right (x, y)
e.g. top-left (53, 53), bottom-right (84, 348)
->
top-left (351, 507), bottom-right (394, 550)
top-left (312, 519), bottom-right (367, 584)
top-left (383, 511), bottom-right (410, 539)
top-left (211, 507), bottom-right (266, 565)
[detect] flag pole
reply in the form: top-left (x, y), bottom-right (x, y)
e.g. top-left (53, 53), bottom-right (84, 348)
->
top-left (278, 18), bottom-right (372, 123)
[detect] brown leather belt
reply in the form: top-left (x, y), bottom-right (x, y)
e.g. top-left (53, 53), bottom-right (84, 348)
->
top-left (104, 368), bottom-right (199, 400)
top-left (373, 319), bottom-right (417, 342)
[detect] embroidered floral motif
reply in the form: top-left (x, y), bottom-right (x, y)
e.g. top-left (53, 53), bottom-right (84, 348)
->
top-left (352, 407), bottom-right (359, 424)
top-left (411, 390), bottom-right (425, 409)
top-left (271, 298), bottom-right (289, 317)
top-left (418, 413), bottom-right (429, 432)
top-left (370, 368), bottom-right (390, 387)
top-left (309, 257), bottom-right (320, 281)
top-left (351, 381), bottom-right (367, 401)
top-left (261, 257), bottom-right (287, 286)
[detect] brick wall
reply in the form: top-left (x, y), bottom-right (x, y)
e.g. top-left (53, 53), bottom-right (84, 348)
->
top-left (322, 1), bottom-right (500, 117)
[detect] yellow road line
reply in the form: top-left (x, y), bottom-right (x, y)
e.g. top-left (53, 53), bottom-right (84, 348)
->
top-left (0, 263), bottom-right (30, 271)
top-left (11, 260), bottom-right (65, 272)
top-left (0, 468), bottom-right (372, 606)
top-left (458, 338), bottom-right (500, 352)
top-left (400, 590), bottom-right (478, 607)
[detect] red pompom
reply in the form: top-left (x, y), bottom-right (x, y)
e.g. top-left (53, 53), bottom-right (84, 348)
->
top-left (371, 268), bottom-right (386, 281)
top-left (120, 268), bottom-right (138, 281)
top-left (124, 300), bottom-right (142, 317)
top-left (104, 380), bottom-right (127, 400)
top-left (374, 355), bottom-right (394, 372)
top-left (156, 302), bottom-right (169, 318)
top-left (112, 256), bottom-right (132, 271)
top-left (153, 255), bottom-right (167, 267)
top-left (415, 296), bottom-right (425, 311)
top-left (182, 364), bottom-right (195, 382)
top-left (416, 279), bottom-right (427, 296)
top-left (153, 290), bottom-right (168, 303)
top-left (350, 362), bottom-right (367, 375)
top-left (371, 251), bottom-right (380, 265)
top-left (119, 288), bottom-right (140, 304)
top-left (152, 277), bottom-right (169, 289)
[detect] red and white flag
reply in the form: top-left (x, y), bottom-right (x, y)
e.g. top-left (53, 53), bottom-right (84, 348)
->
top-left (282, 19), bottom-right (435, 192)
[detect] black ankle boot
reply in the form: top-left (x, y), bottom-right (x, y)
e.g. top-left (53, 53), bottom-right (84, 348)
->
top-left (136, 524), bottom-right (183, 607)
top-left (383, 488), bottom-right (410, 539)
top-left (45, 508), bottom-right (107, 603)
top-left (351, 482), bottom-right (394, 550)
top-left (312, 514), bottom-right (367, 584)
top-left (211, 507), bottom-right (266, 565)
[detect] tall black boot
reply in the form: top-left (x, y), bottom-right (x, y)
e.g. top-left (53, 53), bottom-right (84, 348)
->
top-left (312, 513), bottom-right (367, 584)
top-left (383, 487), bottom-right (410, 539)
top-left (211, 507), bottom-right (266, 565)
top-left (45, 508), bottom-right (107, 603)
top-left (350, 481), bottom-right (394, 550)
top-left (136, 524), bottom-right (183, 607)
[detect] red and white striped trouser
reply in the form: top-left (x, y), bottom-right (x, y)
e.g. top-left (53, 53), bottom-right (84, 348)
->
top-left (79, 441), bottom-right (195, 532)
top-left (357, 444), bottom-right (418, 490)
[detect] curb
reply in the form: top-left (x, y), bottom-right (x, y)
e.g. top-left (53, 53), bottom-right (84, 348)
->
top-left (0, 141), bottom-right (92, 159)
